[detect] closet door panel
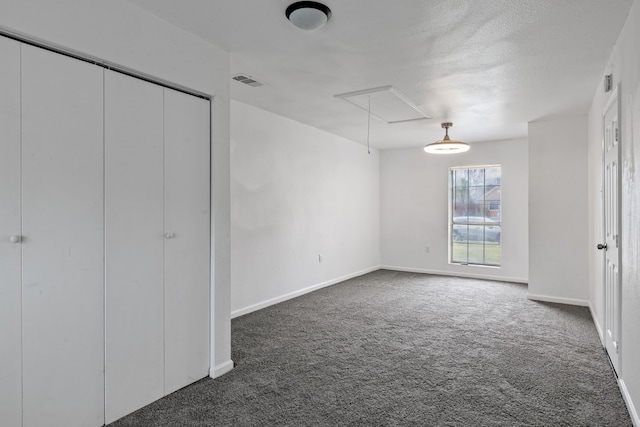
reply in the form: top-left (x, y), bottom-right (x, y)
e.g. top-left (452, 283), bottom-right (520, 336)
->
top-left (164, 89), bottom-right (211, 394)
top-left (21, 45), bottom-right (104, 427)
top-left (104, 70), bottom-right (164, 423)
top-left (0, 37), bottom-right (22, 427)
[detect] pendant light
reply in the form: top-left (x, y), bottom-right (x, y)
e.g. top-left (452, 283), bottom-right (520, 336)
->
top-left (286, 2), bottom-right (331, 31)
top-left (424, 122), bottom-right (470, 154)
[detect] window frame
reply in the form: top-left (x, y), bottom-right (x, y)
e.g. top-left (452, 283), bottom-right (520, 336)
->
top-left (449, 165), bottom-right (502, 267)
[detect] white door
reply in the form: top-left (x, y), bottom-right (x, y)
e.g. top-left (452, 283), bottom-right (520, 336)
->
top-left (21, 45), bottom-right (105, 427)
top-left (0, 36), bottom-right (22, 427)
top-left (601, 86), bottom-right (621, 375)
top-left (163, 89), bottom-right (211, 394)
top-left (104, 70), bottom-right (165, 423)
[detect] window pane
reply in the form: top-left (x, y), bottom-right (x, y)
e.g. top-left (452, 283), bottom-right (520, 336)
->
top-left (452, 224), bottom-right (467, 241)
top-left (451, 236), bottom-right (468, 263)
top-left (468, 187), bottom-right (484, 217)
top-left (484, 235), bottom-right (501, 266)
top-left (485, 167), bottom-right (501, 186)
top-left (452, 169), bottom-right (469, 217)
top-left (469, 168), bottom-right (485, 186)
top-left (454, 169), bottom-right (468, 186)
top-left (486, 225), bottom-right (501, 244)
top-left (453, 187), bottom-right (468, 217)
top-left (467, 243), bottom-right (485, 264)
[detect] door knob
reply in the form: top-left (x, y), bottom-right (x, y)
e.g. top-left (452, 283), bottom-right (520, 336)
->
top-left (597, 243), bottom-right (607, 250)
top-left (9, 235), bottom-right (21, 243)
top-left (165, 232), bottom-right (175, 239)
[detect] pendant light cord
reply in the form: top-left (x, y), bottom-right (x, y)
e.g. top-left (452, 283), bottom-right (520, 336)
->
top-left (367, 96), bottom-right (371, 155)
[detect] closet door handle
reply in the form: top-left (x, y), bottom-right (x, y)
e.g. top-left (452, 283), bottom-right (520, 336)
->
top-left (9, 235), bottom-right (22, 244)
top-left (165, 232), bottom-right (175, 239)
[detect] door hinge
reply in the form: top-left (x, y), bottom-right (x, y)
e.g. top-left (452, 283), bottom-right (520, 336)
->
top-left (604, 74), bottom-right (613, 92)
top-left (615, 127), bottom-right (619, 142)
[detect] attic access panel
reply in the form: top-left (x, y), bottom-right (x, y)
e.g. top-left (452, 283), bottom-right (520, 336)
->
top-left (334, 86), bottom-right (430, 124)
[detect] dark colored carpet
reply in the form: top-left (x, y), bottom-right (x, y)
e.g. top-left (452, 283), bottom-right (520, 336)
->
top-left (110, 270), bottom-right (631, 426)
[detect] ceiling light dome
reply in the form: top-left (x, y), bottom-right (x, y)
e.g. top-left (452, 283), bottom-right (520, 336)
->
top-left (424, 122), bottom-right (470, 154)
top-left (286, 1), bottom-right (331, 30)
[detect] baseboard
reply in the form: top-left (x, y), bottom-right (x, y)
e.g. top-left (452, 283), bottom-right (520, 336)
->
top-left (380, 265), bottom-right (528, 284)
top-left (231, 266), bottom-right (380, 318)
top-left (526, 293), bottom-right (589, 307)
top-left (589, 302), bottom-right (605, 346)
top-left (210, 359), bottom-right (234, 379)
top-left (620, 379), bottom-right (640, 427)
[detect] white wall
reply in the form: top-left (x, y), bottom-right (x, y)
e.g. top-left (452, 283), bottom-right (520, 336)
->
top-left (528, 116), bottom-right (589, 305)
top-left (588, 0), bottom-right (640, 423)
top-left (380, 138), bottom-right (528, 283)
top-left (230, 101), bottom-right (381, 316)
top-left (0, 0), bottom-right (233, 377)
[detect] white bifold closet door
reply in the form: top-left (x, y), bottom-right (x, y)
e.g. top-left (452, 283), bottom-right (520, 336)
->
top-left (0, 36), bottom-right (22, 427)
top-left (105, 70), bottom-right (210, 423)
top-left (163, 89), bottom-right (211, 395)
top-left (105, 70), bottom-right (165, 423)
top-left (21, 45), bottom-right (105, 427)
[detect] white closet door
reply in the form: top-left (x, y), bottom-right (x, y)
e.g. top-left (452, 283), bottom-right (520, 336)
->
top-left (21, 45), bottom-right (104, 427)
top-left (163, 89), bottom-right (211, 394)
top-left (104, 70), bottom-right (164, 423)
top-left (0, 36), bottom-right (22, 427)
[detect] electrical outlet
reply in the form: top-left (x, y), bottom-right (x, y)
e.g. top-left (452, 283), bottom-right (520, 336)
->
top-left (425, 246), bottom-right (430, 253)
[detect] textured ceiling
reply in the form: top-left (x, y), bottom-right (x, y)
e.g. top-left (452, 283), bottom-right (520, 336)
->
top-left (126, 0), bottom-right (634, 149)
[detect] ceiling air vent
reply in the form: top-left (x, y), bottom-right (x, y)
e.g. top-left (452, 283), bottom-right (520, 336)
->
top-left (232, 74), bottom-right (264, 87)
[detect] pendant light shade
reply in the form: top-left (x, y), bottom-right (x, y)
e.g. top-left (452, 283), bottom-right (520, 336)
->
top-left (286, 2), bottom-right (331, 30)
top-left (424, 122), bottom-right (470, 154)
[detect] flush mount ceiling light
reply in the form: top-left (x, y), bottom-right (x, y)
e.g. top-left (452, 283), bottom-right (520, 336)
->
top-left (424, 122), bottom-right (470, 154)
top-left (286, 1), bottom-right (331, 30)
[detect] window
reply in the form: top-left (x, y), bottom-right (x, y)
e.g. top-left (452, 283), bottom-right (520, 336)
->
top-left (450, 166), bottom-right (501, 266)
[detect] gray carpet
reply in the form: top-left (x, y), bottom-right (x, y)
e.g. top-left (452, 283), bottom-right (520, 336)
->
top-left (110, 270), bottom-right (631, 426)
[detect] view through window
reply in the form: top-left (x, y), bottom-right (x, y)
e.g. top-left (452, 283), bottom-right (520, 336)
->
top-left (450, 166), bottom-right (501, 266)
